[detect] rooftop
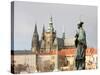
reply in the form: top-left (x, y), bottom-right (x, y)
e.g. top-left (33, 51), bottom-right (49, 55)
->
top-left (11, 48), bottom-right (97, 56)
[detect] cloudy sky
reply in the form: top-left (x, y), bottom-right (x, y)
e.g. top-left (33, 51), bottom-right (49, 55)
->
top-left (13, 1), bottom-right (97, 50)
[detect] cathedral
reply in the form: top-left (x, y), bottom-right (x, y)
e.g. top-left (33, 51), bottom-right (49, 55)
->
top-left (31, 16), bottom-right (66, 53)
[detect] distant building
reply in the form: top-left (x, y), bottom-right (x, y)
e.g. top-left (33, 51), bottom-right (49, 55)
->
top-left (31, 16), bottom-right (66, 53)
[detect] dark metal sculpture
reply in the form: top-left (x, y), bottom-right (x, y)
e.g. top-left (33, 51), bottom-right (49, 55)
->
top-left (75, 21), bottom-right (87, 70)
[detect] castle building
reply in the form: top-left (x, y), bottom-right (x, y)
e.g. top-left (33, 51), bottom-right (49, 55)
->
top-left (31, 16), bottom-right (65, 53)
top-left (11, 16), bottom-right (97, 74)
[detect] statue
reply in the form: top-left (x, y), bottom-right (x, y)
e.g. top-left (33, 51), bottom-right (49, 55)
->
top-left (75, 21), bottom-right (87, 70)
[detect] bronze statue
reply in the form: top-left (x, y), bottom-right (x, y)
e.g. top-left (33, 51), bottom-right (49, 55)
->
top-left (75, 21), bottom-right (87, 70)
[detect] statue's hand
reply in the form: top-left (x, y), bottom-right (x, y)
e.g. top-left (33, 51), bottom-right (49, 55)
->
top-left (75, 38), bottom-right (78, 47)
top-left (75, 34), bottom-right (79, 38)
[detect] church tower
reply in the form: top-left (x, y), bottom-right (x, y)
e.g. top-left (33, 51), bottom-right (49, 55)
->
top-left (40, 25), bottom-right (45, 53)
top-left (31, 23), bottom-right (39, 53)
top-left (44, 16), bottom-right (56, 52)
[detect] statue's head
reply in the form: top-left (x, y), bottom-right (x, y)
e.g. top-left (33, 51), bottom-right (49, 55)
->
top-left (77, 21), bottom-right (84, 29)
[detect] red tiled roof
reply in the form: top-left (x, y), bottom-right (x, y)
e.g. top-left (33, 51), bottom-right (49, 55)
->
top-left (36, 48), bottom-right (97, 56)
top-left (38, 50), bottom-right (57, 55)
top-left (58, 48), bottom-right (75, 56)
top-left (58, 48), bottom-right (97, 56)
top-left (86, 48), bottom-right (97, 56)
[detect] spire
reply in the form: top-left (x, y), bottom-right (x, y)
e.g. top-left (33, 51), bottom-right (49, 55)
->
top-left (47, 16), bottom-right (54, 32)
top-left (62, 32), bottom-right (65, 39)
top-left (31, 23), bottom-right (39, 52)
top-left (34, 23), bottom-right (38, 33)
top-left (62, 26), bottom-right (65, 39)
top-left (50, 16), bottom-right (53, 23)
top-left (41, 25), bottom-right (45, 40)
top-left (62, 32), bottom-right (65, 49)
top-left (42, 24), bottom-right (45, 33)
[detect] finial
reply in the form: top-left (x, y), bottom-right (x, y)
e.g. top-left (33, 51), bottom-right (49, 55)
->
top-left (50, 16), bottom-right (53, 22)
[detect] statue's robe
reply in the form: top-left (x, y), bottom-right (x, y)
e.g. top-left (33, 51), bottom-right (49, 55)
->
top-left (75, 28), bottom-right (87, 70)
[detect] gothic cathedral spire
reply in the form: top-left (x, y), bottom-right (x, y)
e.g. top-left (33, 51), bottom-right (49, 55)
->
top-left (47, 16), bottom-right (54, 32)
top-left (32, 23), bottom-right (39, 53)
top-left (34, 23), bottom-right (38, 33)
top-left (41, 25), bottom-right (45, 40)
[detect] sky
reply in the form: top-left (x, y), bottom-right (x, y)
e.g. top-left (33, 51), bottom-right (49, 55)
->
top-left (13, 1), bottom-right (97, 50)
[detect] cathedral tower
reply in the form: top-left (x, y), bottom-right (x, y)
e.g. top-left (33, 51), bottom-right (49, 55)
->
top-left (44, 16), bottom-right (56, 52)
top-left (40, 25), bottom-right (46, 53)
top-left (31, 23), bottom-right (39, 53)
